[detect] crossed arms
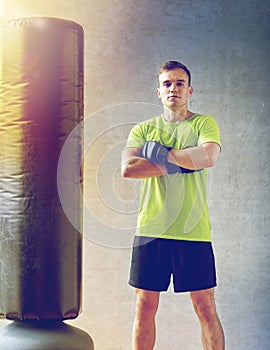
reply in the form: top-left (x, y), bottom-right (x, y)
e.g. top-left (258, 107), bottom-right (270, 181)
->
top-left (121, 142), bottom-right (220, 179)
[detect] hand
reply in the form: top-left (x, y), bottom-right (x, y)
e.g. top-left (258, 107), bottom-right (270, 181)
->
top-left (141, 141), bottom-right (170, 163)
top-left (142, 141), bottom-right (195, 174)
top-left (166, 162), bottom-right (195, 174)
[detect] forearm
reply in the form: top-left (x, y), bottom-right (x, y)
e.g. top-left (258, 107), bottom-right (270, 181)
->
top-left (121, 156), bottom-right (167, 179)
top-left (167, 143), bottom-right (220, 170)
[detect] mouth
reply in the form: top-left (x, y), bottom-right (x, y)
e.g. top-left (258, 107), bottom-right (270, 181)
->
top-left (168, 95), bottom-right (179, 99)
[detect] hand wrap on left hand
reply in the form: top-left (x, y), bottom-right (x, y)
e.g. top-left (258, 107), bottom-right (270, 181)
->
top-left (141, 141), bottom-right (195, 174)
top-left (141, 141), bottom-right (170, 163)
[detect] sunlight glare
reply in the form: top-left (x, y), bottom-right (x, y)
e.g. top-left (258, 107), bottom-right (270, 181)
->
top-left (0, 0), bottom-right (30, 23)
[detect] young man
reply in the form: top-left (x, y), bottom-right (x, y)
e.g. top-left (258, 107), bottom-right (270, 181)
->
top-left (121, 61), bottom-right (225, 350)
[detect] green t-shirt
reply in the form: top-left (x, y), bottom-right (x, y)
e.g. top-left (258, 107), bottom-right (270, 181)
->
top-left (125, 113), bottom-right (221, 242)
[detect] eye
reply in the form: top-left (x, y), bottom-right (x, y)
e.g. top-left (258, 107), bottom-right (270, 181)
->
top-left (165, 82), bottom-right (171, 88)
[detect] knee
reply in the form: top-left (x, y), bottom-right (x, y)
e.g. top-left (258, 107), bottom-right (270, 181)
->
top-left (193, 300), bottom-right (217, 324)
top-left (135, 290), bottom-right (159, 323)
top-left (191, 290), bottom-right (218, 324)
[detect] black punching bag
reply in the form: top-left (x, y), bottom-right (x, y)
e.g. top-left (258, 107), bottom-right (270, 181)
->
top-left (0, 18), bottom-right (94, 349)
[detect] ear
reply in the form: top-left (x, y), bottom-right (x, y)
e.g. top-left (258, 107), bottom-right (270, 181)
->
top-left (188, 86), bottom-right (193, 97)
top-left (156, 88), bottom-right (161, 98)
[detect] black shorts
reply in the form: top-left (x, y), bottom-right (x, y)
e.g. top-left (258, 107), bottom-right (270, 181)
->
top-left (129, 236), bottom-right (217, 293)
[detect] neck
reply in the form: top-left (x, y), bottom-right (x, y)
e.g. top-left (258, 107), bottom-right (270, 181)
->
top-left (163, 108), bottom-right (194, 122)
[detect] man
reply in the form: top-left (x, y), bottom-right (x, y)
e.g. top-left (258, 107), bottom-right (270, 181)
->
top-left (121, 61), bottom-right (225, 350)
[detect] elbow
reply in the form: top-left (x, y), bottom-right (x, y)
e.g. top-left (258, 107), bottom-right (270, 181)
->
top-left (207, 154), bottom-right (219, 168)
top-left (121, 166), bottom-right (130, 178)
top-left (121, 155), bottom-right (142, 178)
top-left (121, 162), bottom-right (133, 178)
top-left (207, 161), bottom-right (215, 168)
top-left (202, 143), bottom-right (220, 168)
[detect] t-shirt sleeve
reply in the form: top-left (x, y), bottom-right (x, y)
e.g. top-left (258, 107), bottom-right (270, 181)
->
top-left (198, 116), bottom-right (221, 148)
top-left (125, 122), bottom-right (146, 149)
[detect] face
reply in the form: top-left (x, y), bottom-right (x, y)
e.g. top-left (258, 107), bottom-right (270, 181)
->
top-left (157, 68), bottom-right (193, 111)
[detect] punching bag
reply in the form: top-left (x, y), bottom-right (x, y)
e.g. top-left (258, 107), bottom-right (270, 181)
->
top-left (0, 17), bottom-right (94, 349)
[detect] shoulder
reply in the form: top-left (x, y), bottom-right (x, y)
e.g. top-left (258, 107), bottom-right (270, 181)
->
top-left (190, 114), bottom-right (219, 130)
top-left (192, 114), bottom-right (221, 146)
top-left (192, 114), bottom-right (217, 123)
top-left (130, 115), bottom-right (163, 132)
top-left (126, 115), bottom-right (163, 148)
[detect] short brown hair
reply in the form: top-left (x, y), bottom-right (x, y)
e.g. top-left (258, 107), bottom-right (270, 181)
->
top-left (158, 61), bottom-right (191, 86)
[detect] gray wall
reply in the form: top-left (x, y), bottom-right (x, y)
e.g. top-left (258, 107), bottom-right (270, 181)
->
top-left (1, 1), bottom-right (270, 349)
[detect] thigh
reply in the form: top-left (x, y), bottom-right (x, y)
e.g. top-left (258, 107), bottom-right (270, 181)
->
top-left (171, 241), bottom-right (217, 293)
top-left (190, 287), bottom-right (215, 305)
top-left (129, 236), bottom-right (172, 292)
top-left (190, 288), bottom-right (218, 317)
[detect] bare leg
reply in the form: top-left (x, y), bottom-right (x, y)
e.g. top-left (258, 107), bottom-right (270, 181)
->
top-left (190, 288), bottom-right (225, 350)
top-left (132, 288), bottom-right (160, 350)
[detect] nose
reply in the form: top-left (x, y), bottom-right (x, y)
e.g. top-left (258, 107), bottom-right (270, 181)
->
top-left (170, 84), bottom-right (177, 92)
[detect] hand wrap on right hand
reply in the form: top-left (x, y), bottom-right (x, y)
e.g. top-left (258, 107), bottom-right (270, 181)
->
top-left (141, 141), bottom-right (195, 174)
top-left (141, 141), bottom-right (170, 163)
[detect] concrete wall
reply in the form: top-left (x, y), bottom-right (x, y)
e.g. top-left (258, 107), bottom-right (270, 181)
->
top-left (1, 0), bottom-right (270, 349)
